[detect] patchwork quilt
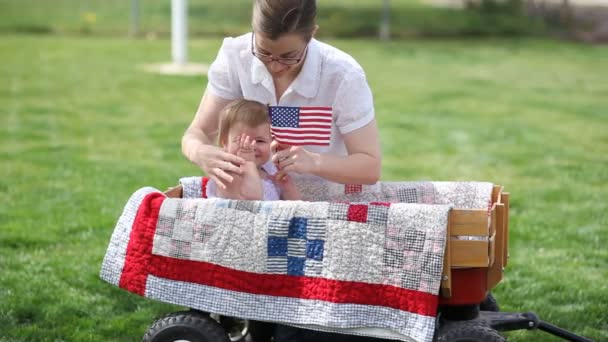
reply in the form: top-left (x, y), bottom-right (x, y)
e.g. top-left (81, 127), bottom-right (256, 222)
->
top-left (100, 180), bottom-right (493, 342)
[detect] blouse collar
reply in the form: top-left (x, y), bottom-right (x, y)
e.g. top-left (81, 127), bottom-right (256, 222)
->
top-left (246, 34), bottom-right (321, 99)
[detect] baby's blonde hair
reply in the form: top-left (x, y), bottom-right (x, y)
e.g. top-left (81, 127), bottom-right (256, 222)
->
top-left (218, 99), bottom-right (270, 146)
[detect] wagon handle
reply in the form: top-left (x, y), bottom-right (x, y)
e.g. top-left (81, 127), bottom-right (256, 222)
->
top-left (534, 317), bottom-right (594, 342)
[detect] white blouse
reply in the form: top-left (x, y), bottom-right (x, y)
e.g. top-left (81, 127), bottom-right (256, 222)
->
top-left (206, 32), bottom-right (375, 158)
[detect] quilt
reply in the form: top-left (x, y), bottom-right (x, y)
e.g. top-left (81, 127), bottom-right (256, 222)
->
top-left (100, 180), bottom-right (493, 341)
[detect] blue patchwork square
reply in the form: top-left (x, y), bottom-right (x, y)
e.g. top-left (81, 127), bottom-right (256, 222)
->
top-left (266, 216), bottom-right (327, 277)
top-left (288, 217), bottom-right (307, 239)
top-left (287, 257), bottom-right (305, 276)
top-left (306, 239), bottom-right (324, 261)
top-left (268, 237), bottom-right (288, 256)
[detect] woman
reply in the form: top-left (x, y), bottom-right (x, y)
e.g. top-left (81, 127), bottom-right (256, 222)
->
top-left (182, 1), bottom-right (383, 341)
top-left (182, 0), bottom-right (381, 191)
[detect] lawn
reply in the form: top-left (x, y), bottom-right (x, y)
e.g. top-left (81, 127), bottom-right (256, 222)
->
top-left (1, 33), bottom-right (607, 341)
top-left (0, 0), bottom-right (546, 38)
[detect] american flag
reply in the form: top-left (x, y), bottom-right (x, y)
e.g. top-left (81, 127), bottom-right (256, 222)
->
top-left (268, 106), bottom-right (332, 146)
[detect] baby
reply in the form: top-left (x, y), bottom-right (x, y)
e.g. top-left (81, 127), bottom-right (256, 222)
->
top-left (207, 99), bottom-right (300, 201)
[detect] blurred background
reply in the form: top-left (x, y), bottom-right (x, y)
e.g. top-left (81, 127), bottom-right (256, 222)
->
top-left (1, 1), bottom-right (606, 341)
top-left (2, 0), bottom-right (608, 41)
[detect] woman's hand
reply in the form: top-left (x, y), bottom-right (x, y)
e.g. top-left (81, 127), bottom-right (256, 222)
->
top-left (271, 141), bottom-right (321, 178)
top-left (195, 144), bottom-right (245, 190)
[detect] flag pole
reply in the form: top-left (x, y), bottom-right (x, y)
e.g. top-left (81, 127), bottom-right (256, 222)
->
top-left (172, 0), bottom-right (187, 65)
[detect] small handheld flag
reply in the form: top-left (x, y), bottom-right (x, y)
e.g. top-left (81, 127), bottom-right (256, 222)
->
top-left (269, 106), bottom-right (332, 146)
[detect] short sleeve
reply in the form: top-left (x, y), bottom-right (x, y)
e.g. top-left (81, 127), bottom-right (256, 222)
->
top-left (332, 70), bottom-right (375, 134)
top-left (207, 38), bottom-right (242, 100)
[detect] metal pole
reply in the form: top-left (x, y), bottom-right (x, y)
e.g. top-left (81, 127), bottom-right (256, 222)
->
top-left (379, 0), bottom-right (390, 41)
top-left (172, 0), bottom-right (188, 65)
top-left (130, 0), bottom-right (139, 37)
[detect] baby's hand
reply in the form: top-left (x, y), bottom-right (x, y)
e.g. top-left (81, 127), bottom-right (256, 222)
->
top-left (271, 172), bottom-right (293, 189)
top-left (270, 172), bottom-right (301, 200)
top-left (229, 134), bottom-right (256, 162)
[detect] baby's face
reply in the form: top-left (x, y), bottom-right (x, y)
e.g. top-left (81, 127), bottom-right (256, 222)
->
top-left (227, 122), bottom-right (272, 166)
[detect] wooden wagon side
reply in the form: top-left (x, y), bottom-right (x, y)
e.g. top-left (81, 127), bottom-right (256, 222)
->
top-left (440, 185), bottom-right (510, 303)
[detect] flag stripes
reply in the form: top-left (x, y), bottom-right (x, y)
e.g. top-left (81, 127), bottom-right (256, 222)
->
top-left (269, 106), bottom-right (332, 146)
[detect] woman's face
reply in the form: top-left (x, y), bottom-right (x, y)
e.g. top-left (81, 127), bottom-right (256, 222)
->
top-left (226, 122), bottom-right (272, 166)
top-left (253, 32), bottom-right (308, 79)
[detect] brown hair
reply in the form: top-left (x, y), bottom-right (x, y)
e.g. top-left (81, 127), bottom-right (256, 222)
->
top-left (252, 0), bottom-right (317, 41)
top-left (218, 99), bottom-right (270, 146)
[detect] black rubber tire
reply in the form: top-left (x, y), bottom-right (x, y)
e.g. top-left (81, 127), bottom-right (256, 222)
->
top-left (480, 293), bottom-right (500, 312)
top-left (435, 322), bottom-right (505, 342)
top-left (142, 311), bottom-right (230, 342)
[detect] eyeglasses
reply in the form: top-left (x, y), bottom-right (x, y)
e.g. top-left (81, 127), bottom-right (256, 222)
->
top-left (251, 33), bottom-right (308, 66)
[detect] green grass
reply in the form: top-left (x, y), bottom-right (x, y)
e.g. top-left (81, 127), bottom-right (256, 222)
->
top-left (0, 0), bottom-right (547, 38)
top-left (1, 33), bottom-right (607, 341)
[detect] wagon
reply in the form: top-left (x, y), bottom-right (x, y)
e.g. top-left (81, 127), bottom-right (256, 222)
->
top-left (100, 179), bottom-right (593, 342)
top-left (434, 185), bottom-right (591, 342)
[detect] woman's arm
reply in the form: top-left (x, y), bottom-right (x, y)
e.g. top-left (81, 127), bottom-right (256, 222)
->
top-left (181, 89), bottom-right (245, 188)
top-left (318, 119), bottom-right (381, 184)
top-left (272, 120), bottom-right (381, 185)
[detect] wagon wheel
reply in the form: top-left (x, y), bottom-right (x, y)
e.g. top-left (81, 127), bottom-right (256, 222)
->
top-left (247, 320), bottom-right (275, 342)
top-left (480, 292), bottom-right (500, 312)
top-left (435, 322), bottom-right (505, 342)
top-left (211, 315), bottom-right (275, 342)
top-left (143, 311), bottom-right (230, 342)
top-left (210, 314), bottom-right (252, 342)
